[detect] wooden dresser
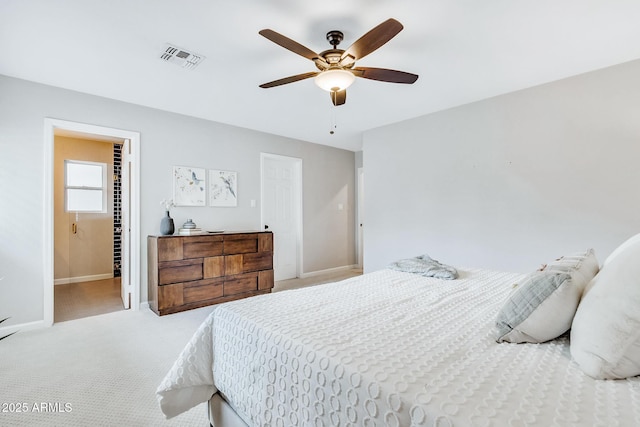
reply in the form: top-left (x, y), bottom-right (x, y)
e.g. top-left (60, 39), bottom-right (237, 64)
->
top-left (148, 231), bottom-right (274, 315)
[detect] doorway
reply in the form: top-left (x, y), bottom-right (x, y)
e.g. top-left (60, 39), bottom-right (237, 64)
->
top-left (357, 167), bottom-right (364, 268)
top-left (44, 119), bottom-right (140, 326)
top-left (53, 138), bottom-right (121, 321)
top-left (260, 153), bottom-right (302, 281)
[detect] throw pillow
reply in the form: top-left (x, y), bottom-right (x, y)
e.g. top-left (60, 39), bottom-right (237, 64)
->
top-left (495, 249), bottom-right (598, 343)
top-left (570, 237), bottom-right (640, 379)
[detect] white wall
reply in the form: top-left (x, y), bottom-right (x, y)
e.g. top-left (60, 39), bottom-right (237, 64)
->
top-left (363, 59), bottom-right (640, 273)
top-left (0, 75), bottom-right (355, 327)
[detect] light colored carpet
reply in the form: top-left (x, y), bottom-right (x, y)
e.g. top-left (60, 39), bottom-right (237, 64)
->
top-left (0, 268), bottom-right (362, 426)
top-left (0, 306), bottom-right (213, 426)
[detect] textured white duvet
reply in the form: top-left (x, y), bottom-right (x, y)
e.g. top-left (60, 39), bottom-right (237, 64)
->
top-left (157, 268), bottom-right (640, 426)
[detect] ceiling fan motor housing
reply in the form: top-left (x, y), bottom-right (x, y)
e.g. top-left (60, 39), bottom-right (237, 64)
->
top-left (317, 31), bottom-right (349, 69)
top-left (326, 30), bottom-right (344, 47)
top-left (316, 49), bottom-right (347, 69)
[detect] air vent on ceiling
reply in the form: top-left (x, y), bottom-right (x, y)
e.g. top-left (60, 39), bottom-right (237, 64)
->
top-left (160, 44), bottom-right (205, 70)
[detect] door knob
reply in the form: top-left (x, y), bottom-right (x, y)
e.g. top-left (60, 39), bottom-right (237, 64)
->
top-left (264, 225), bottom-right (269, 230)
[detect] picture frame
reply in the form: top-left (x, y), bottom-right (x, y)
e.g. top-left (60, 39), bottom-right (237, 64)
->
top-left (209, 169), bottom-right (237, 207)
top-left (172, 166), bottom-right (206, 206)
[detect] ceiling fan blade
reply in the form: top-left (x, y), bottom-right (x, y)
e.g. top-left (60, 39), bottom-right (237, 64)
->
top-left (259, 29), bottom-right (327, 66)
top-left (340, 18), bottom-right (404, 64)
top-left (331, 90), bottom-right (346, 106)
top-left (259, 71), bottom-right (319, 88)
top-left (352, 67), bottom-right (418, 84)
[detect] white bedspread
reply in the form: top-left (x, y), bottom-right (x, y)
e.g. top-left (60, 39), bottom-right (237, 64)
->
top-left (157, 268), bottom-right (640, 426)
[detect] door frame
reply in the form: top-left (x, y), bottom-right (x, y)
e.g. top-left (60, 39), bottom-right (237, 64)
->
top-left (357, 167), bottom-right (364, 269)
top-left (43, 118), bottom-right (141, 326)
top-left (260, 153), bottom-right (303, 279)
top-left (120, 138), bottom-right (132, 309)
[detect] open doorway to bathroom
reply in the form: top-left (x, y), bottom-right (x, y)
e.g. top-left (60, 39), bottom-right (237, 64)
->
top-left (44, 119), bottom-right (141, 326)
top-left (53, 134), bottom-right (124, 322)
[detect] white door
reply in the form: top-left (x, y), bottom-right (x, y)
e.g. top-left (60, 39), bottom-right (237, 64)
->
top-left (120, 139), bottom-right (131, 309)
top-left (261, 153), bottom-right (301, 281)
top-left (357, 167), bottom-right (364, 268)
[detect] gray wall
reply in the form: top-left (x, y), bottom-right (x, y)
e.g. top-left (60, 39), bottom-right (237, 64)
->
top-left (363, 59), bottom-right (640, 273)
top-left (0, 75), bottom-right (355, 327)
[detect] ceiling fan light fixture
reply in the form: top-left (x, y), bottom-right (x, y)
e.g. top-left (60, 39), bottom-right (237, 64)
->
top-left (314, 69), bottom-right (355, 92)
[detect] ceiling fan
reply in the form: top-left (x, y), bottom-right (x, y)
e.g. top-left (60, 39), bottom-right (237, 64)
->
top-left (258, 18), bottom-right (419, 106)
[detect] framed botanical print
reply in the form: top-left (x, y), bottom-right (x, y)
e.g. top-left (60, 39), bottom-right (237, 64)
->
top-left (209, 169), bottom-right (237, 207)
top-left (173, 166), bottom-right (206, 206)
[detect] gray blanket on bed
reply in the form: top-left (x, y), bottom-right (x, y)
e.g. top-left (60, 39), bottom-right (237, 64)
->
top-left (387, 254), bottom-right (458, 279)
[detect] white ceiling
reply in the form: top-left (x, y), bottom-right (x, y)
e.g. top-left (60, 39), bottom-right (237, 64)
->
top-left (2, 1), bottom-right (640, 152)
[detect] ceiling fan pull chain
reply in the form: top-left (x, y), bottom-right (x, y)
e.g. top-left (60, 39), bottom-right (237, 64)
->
top-left (329, 104), bottom-right (337, 135)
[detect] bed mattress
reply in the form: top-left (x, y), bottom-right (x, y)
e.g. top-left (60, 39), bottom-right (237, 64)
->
top-left (158, 268), bottom-right (640, 426)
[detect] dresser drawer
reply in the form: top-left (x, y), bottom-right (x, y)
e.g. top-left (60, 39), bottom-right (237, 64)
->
top-left (183, 241), bottom-right (223, 259)
top-left (224, 234), bottom-right (259, 254)
top-left (157, 237), bottom-right (183, 262)
top-left (158, 283), bottom-right (183, 310)
top-left (158, 259), bottom-right (203, 285)
top-left (243, 252), bottom-right (273, 272)
top-left (224, 273), bottom-right (258, 295)
top-left (183, 278), bottom-right (224, 303)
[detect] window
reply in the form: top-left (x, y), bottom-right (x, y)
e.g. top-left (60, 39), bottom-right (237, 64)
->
top-left (65, 160), bottom-right (107, 213)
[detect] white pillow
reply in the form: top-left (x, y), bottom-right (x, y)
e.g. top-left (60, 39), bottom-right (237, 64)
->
top-left (495, 249), bottom-right (598, 344)
top-left (602, 232), bottom-right (640, 267)
top-left (570, 237), bottom-right (640, 379)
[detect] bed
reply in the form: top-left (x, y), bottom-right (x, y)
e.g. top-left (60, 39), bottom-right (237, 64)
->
top-left (157, 242), bottom-right (640, 426)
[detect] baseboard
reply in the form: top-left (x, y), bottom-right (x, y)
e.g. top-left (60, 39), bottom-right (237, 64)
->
top-left (299, 264), bottom-right (359, 279)
top-left (54, 273), bottom-right (114, 285)
top-left (139, 302), bottom-right (149, 311)
top-left (0, 319), bottom-right (46, 337)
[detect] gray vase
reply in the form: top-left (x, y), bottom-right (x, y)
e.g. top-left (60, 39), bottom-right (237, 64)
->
top-left (160, 211), bottom-right (175, 235)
